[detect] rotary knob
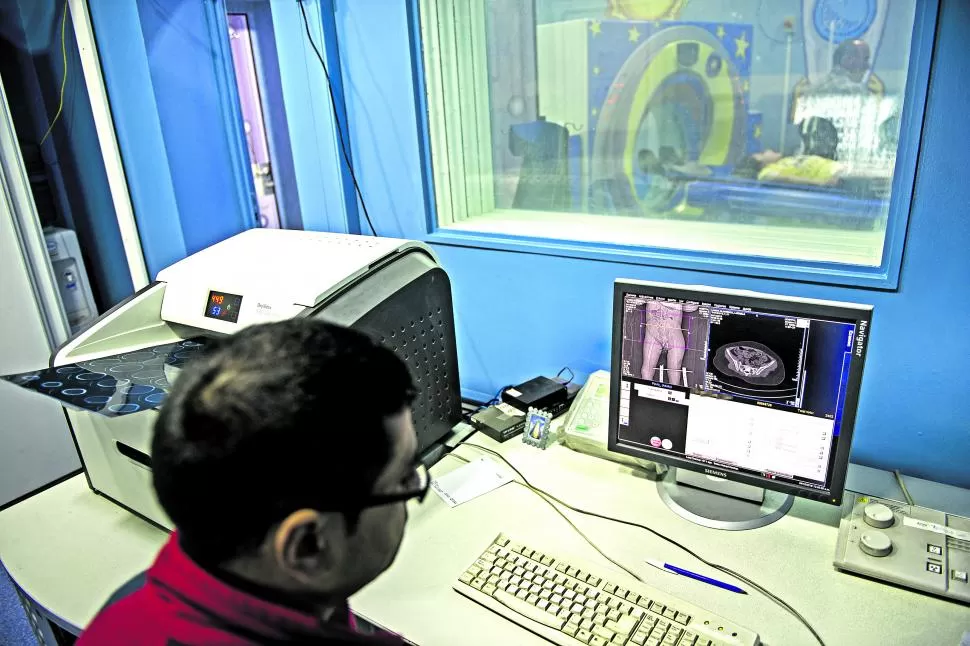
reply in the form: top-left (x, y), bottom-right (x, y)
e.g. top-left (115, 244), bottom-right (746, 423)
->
top-left (863, 503), bottom-right (894, 529)
top-left (859, 531), bottom-right (893, 557)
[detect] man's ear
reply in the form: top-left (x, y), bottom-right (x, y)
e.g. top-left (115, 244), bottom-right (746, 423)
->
top-left (272, 509), bottom-right (339, 581)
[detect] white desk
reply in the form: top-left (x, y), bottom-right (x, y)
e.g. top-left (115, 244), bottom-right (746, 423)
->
top-left (0, 435), bottom-right (967, 645)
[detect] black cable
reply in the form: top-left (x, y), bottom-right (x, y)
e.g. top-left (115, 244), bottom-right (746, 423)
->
top-left (297, 0), bottom-right (377, 236)
top-left (555, 366), bottom-right (575, 385)
top-left (453, 443), bottom-right (826, 646)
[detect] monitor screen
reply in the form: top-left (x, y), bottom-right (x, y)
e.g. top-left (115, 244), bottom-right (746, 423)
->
top-left (609, 281), bottom-right (871, 505)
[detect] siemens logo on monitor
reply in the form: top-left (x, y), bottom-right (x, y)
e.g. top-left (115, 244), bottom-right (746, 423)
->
top-left (704, 469), bottom-right (728, 478)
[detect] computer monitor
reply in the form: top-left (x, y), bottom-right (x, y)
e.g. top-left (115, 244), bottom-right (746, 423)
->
top-left (608, 280), bottom-right (872, 530)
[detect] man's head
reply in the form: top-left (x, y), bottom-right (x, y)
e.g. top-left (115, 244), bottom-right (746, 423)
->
top-left (152, 320), bottom-right (421, 603)
top-left (833, 39), bottom-right (871, 83)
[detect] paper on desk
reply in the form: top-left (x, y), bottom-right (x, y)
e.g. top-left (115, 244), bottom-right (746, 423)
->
top-left (430, 456), bottom-right (514, 508)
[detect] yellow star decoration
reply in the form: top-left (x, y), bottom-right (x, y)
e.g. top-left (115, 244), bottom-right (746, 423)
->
top-left (754, 125), bottom-right (762, 139)
top-left (590, 20), bottom-right (602, 36)
top-left (734, 32), bottom-right (750, 59)
top-left (593, 66), bottom-right (601, 75)
top-left (592, 108), bottom-right (599, 116)
top-left (716, 25), bottom-right (726, 40)
top-left (743, 80), bottom-right (750, 92)
top-left (629, 26), bottom-right (641, 43)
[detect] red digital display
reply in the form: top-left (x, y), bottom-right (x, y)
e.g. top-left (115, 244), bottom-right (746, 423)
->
top-left (204, 290), bottom-right (243, 323)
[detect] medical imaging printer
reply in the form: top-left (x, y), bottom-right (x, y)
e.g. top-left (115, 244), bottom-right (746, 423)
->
top-left (52, 230), bottom-right (462, 528)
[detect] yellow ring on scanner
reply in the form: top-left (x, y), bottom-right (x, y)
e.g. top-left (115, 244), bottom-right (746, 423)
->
top-left (620, 39), bottom-right (738, 205)
top-left (588, 25), bottom-right (746, 215)
top-left (609, 0), bottom-right (686, 20)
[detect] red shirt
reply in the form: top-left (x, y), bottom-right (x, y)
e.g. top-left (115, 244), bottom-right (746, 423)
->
top-left (78, 535), bottom-right (402, 645)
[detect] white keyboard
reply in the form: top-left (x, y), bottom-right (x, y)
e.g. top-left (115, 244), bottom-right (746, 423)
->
top-left (454, 534), bottom-right (760, 646)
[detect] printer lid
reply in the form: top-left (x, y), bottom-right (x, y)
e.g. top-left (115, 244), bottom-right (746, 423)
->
top-left (157, 230), bottom-right (427, 332)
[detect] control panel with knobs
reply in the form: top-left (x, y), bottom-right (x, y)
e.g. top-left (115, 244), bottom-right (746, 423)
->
top-left (835, 492), bottom-right (970, 604)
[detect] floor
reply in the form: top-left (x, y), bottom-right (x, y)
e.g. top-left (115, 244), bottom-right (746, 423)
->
top-left (0, 562), bottom-right (37, 645)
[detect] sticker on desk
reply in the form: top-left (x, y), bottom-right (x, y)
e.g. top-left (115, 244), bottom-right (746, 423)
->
top-left (903, 516), bottom-right (970, 542)
top-left (430, 457), bottom-right (514, 508)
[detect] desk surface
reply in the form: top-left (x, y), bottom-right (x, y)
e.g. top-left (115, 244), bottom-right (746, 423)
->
top-left (0, 435), bottom-right (967, 645)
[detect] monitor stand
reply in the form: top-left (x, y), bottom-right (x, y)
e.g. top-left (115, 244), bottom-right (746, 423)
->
top-left (656, 468), bottom-right (794, 530)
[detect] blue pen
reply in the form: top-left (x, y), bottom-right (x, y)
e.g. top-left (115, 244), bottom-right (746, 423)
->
top-left (645, 559), bottom-right (747, 594)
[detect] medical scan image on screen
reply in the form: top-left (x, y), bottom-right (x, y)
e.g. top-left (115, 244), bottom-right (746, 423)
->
top-left (618, 292), bottom-right (860, 490)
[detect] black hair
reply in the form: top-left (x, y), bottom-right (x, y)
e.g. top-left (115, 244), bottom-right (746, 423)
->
top-left (799, 117), bottom-right (839, 160)
top-left (733, 155), bottom-right (763, 179)
top-left (152, 320), bottom-right (416, 563)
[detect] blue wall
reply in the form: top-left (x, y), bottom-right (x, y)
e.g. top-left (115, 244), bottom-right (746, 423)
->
top-left (90, 0), bottom-right (256, 278)
top-left (335, 0), bottom-right (970, 488)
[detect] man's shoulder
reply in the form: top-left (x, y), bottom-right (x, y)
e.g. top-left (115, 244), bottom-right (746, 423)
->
top-left (77, 587), bottom-right (170, 645)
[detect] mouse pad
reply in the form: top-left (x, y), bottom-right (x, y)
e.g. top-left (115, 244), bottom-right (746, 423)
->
top-left (1, 337), bottom-right (209, 417)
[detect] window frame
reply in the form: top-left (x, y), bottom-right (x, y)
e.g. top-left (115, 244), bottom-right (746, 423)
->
top-left (406, 0), bottom-right (940, 290)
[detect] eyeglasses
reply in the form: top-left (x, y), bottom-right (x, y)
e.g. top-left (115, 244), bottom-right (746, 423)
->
top-left (355, 462), bottom-right (430, 510)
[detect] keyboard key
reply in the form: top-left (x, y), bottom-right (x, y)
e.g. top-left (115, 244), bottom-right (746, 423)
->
top-left (645, 638), bottom-right (662, 646)
top-left (580, 618), bottom-right (595, 630)
top-left (606, 609), bottom-right (621, 622)
top-left (495, 558), bottom-right (507, 569)
top-left (542, 580), bottom-right (555, 590)
top-left (492, 589), bottom-right (566, 630)
top-left (482, 553), bottom-right (497, 563)
top-left (537, 599), bottom-right (549, 611)
top-left (615, 587), bottom-right (629, 598)
top-left (593, 613), bottom-right (608, 626)
top-left (662, 608), bottom-right (677, 620)
top-left (514, 566), bottom-right (525, 576)
top-left (626, 591), bottom-right (640, 603)
top-left (564, 590), bottom-right (577, 601)
top-left (572, 603), bottom-right (585, 613)
top-left (590, 637), bottom-right (608, 646)
top-left (549, 604), bottom-right (562, 615)
top-left (576, 629), bottom-right (594, 643)
top-left (459, 572), bottom-right (474, 584)
top-left (586, 575), bottom-right (602, 586)
top-left (606, 598), bottom-right (620, 610)
top-left (675, 612), bottom-right (691, 625)
top-left (593, 625), bottom-right (616, 641)
top-left (636, 597), bottom-right (652, 609)
top-left (541, 556), bottom-right (554, 566)
top-left (539, 589), bottom-right (552, 600)
top-left (650, 601), bottom-right (665, 614)
top-left (631, 632), bottom-right (648, 645)
top-left (584, 598), bottom-right (597, 610)
top-left (551, 594), bottom-right (563, 604)
top-left (576, 583), bottom-right (590, 595)
top-left (527, 593), bottom-right (539, 604)
top-left (554, 585), bottom-right (566, 596)
top-left (565, 623), bottom-right (580, 637)
top-left (523, 572), bottom-right (534, 582)
top-left (587, 589), bottom-right (600, 600)
top-left (510, 576), bottom-right (522, 587)
top-left (581, 609), bottom-right (595, 620)
top-left (607, 614), bottom-right (637, 635)
top-left (603, 583), bottom-right (618, 594)
top-left (483, 583), bottom-right (496, 595)
top-left (556, 563), bottom-right (569, 573)
top-left (530, 584), bottom-right (542, 595)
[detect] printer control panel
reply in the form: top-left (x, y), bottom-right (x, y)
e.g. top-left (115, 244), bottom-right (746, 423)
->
top-left (834, 492), bottom-right (970, 604)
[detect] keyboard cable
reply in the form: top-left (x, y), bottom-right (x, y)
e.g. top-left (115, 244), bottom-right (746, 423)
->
top-left (446, 443), bottom-right (827, 646)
